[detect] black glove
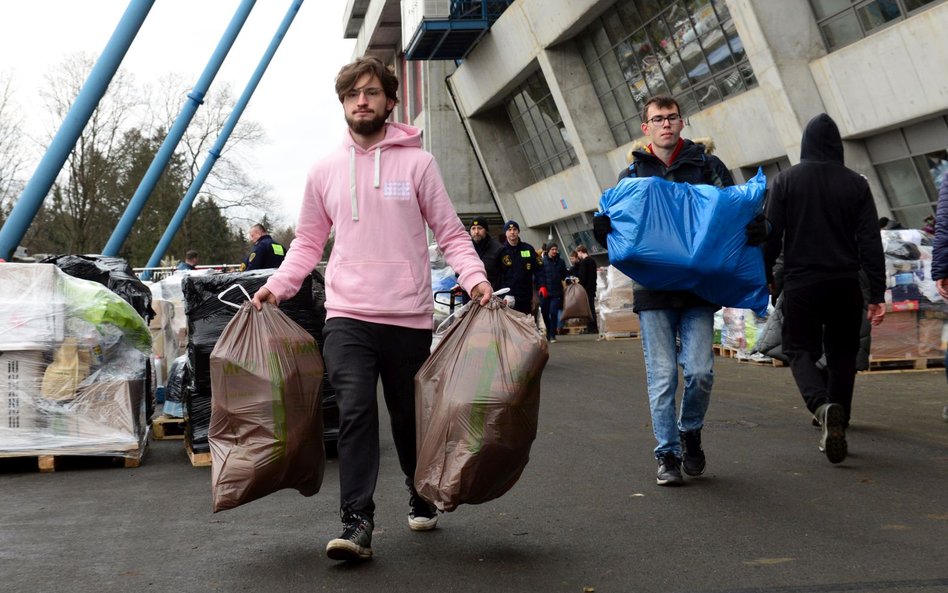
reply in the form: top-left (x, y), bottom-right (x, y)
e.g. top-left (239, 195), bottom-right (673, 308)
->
top-left (745, 213), bottom-right (770, 246)
top-left (593, 214), bottom-right (611, 249)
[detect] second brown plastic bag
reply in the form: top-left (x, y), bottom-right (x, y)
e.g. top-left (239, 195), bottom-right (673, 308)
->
top-left (414, 298), bottom-right (548, 512)
top-left (209, 301), bottom-right (325, 512)
top-left (561, 282), bottom-right (593, 321)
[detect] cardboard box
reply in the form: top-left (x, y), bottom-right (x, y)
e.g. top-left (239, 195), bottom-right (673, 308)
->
top-left (0, 351), bottom-right (45, 433)
top-left (0, 264), bottom-right (66, 350)
top-left (870, 310), bottom-right (918, 359)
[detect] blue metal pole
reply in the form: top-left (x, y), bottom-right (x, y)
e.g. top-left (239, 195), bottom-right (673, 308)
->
top-left (141, 0), bottom-right (304, 280)
top-left (0, 0), bottom-right (155, 262)
top-left (101, 0), bottom-right (257, 256)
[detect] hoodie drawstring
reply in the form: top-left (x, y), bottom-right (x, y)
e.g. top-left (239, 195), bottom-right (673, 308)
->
top-left (373, 147), bottom-right (381, 189)
top-left (348, 145), bottom-right (382, 222)
top-left (349, 146), bottom-right (359, 221)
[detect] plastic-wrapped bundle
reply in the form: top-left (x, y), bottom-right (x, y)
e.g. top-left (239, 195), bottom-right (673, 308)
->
top-left (0, 263), bottom-right (149, 461)
top-left (415, 298), bottom-right (548, 512)
top-left (162, 354), bottom-right (190, 417)
top-left (209, 302), bottom-right (325, 512)
top-left (42, 254), bottom-right (155, 324)
top-left (596, 265), bottom-right (639, 338)
top-left (598, 170), bottom-right (768, 316)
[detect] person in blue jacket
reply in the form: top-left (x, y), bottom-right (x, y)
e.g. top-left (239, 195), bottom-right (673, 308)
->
top-left (539, 243), bottom-right (568, 343)
top-left (931, 176), bottom-right (948, 422)
top-left (593, 95), bottom-right (768, 487)
top-left (241, 223), bottom-right (285, 271)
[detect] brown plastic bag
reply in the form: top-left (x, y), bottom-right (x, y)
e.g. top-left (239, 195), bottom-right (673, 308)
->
top-left (209, 299), bottom-right (325, 512)
top-left (561, 283), bottom-right (592, 321)
top-left (414, 298), bottom-right (548, 511)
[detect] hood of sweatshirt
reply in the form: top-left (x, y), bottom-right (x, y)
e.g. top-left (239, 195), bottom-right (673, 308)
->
top-left (344, 122), bottom-right (423, 221)
top-left (800, 113), bottom-right (844, 164)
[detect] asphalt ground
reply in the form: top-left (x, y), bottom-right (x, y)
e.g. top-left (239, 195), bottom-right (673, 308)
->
top-left (2, 334), bottom-right (947, 593)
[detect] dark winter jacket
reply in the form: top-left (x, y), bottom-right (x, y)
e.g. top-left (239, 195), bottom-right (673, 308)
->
top-left (617, 139), bottom-right (734, 312)
top-left (499, 240), bottom-right (544, 303)
top-left (540, 254), bottom-right (569, 299)
top-left (932, 177), bottom-right (948, 280)
top-left (763, 114), bottom-right (885, 303)
top-left (241, 234), bottom-right (286, 271)
top-left (472, 234), bottom-right (504, 289)
top-left (574, 256), bottom-right (598, 297)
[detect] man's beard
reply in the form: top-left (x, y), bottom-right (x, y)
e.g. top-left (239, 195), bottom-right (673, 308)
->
top-left (346, 110), bottom-right (389, 135)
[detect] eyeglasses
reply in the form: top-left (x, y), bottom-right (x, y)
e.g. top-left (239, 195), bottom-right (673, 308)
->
top-left (646, 114), bottom-right (682, 125)
top-left (344, 87), bottom-right (384, 101)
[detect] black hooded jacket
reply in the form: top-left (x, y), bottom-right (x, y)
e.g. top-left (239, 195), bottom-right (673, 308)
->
top-left (617, 139), bottom-right (734, 312)
top-left (763, 114), bottom-right (885, 303)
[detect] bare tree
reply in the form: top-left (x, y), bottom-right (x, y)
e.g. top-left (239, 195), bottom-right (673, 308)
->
top-left (30, 53), bottom-right (140, 254)
top-left (0, 72), bottom-right (27, 224)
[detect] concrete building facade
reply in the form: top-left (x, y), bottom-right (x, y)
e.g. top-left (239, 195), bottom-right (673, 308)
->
top-left (345, 0), bottom-right (948, 256)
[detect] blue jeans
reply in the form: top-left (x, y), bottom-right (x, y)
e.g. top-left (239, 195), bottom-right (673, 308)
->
top-left (540, 296), bottom-right (562, 341)
top-left (638, 306), bottom-right (715, 458)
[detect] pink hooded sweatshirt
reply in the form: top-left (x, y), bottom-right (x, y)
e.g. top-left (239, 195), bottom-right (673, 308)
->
top-left (262, 122), bottom-right (488, 330)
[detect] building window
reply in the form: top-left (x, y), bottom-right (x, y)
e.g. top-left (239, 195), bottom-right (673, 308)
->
top-left (577, 0), bottom-right (756, 146)
top-left (810, 0), bottom-right (945, 51)
top-left (875, 150), bottom-right (948, 228)
top-left (504, 71), bottom-right (578, 183)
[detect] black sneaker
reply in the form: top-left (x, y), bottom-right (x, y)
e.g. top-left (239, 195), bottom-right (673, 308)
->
top-left (326, 513), bottom-right (373, 561)
top-left (816, 403), bottom-right (847, 464)
top-left (680, 429), bottom-right (706, 476)
top-left (656, 453), bottom-right (684, 486)
top-left (408, 491), bottom-right (438, 531)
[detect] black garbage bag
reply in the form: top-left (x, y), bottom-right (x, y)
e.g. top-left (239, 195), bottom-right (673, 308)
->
top-left (42, 254), bottom-right (155, 323)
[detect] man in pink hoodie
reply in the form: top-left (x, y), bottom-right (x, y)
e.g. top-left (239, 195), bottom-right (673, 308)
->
top-left (252, 57), bottom-right (491, 562)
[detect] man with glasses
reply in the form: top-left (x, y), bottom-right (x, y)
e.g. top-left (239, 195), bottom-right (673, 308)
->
top-left (251, 56), bottom-right (492, 562)
top-left (593, 95), bottom-right (767, 486)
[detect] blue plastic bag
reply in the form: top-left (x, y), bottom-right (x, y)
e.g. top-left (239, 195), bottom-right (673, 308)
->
top-left (598, 170), bottom-right (769, 316)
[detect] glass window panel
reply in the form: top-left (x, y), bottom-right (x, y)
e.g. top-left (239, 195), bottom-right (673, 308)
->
top-left (739, 60), bottom-right (757, 88)
top-left (904, 0), bottom-right (940, 11)
top-left (820, 12), bottom-right (863, 49)
top-left (916, 150), bottom-right (948, 194)
top-left (891, 204), bottom-right (933, 229)
top-left (809, 0), bottom-right (854, 20)
top-left (686, 0), bottom-right (719, 30)
top-left (676, 91), bottom-right (700, 118)
top-left (721, 17), bottom-right (746, 62)
top-left (645, 15), bottom-right (676, 58)
top-left (693, 79), bottom-right (722, 107)
top-left (710, 0), bottom-right (731, 21)
top-left (616, 1), bottom-right (644, 31)
top-left (678, 40), bottom-right (709, 85)
top-left (603, 13), bottom-right (631, 46)
top-left (612, 122), bottom-right (633, 146)
top-left (662, 3), bottom-right (692, 51)
top-left (856, 0), bottom-right (902, 33)
top-left (717, 68), bottom-right (746, 99)
top-left (876, 159), bottom-right (929, 208)
top-left (634, 0), bottom-right (663, 23)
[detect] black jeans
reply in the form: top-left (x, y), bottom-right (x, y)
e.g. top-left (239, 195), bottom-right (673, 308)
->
top-left (322, 317), bottom-right (432, 520)
top-left (781, 278), bottom-right (863, 419)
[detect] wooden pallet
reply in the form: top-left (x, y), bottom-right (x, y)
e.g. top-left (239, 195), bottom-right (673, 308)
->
top-left (602, 332), bottom-right (640, 340)
top-left (735, 354), bottom-right (787, 367)
top-left (713, 344), bottom-right (739, 358)
top-left (152, 415), bottom-right (186, 440)
top-left (186, 444), bottom-right (212, 467)
top-left (861, 357), bottom-right (945, 374)
top-left (560, 326), bottom-right (587, 335)
top-left (0, 447), bottom-right (142, 473)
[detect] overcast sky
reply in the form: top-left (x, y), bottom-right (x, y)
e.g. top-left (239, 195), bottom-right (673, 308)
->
top-left (0, 0), bottom-right (356, 226)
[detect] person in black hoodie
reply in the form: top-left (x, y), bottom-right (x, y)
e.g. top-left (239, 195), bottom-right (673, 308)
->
top-left (763, 113), bottom-right (886, 465)
top-left (539, 243), bottom-right (568, 342)
top-left (593, 95), bottom-right (768, 486)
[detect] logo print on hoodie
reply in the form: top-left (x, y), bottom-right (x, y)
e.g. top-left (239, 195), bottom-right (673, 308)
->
top-left (383, 180), bottom-right (411, 200)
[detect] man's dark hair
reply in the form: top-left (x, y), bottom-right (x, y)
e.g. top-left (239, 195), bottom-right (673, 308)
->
top-left (251, 223), bottom-right (267, 234)
top-left (576, 244), bottom-right (588, 255)
top-left (641, 95), bottom-right (681, 123)
top-left (185, 250), bottom-right (198, 260)
top-left (335, 56), bottom-right (400, 105)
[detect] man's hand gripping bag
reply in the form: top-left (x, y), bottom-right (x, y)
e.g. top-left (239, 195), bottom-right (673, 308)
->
top-left (209, 293), bottom-right (325, 512)
top-left (414, 298), bottom-right (548, 512)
